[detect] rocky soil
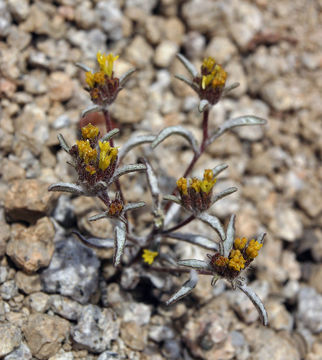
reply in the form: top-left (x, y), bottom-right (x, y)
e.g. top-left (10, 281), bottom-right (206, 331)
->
top-left (0, 0), bottom-right (322, 359)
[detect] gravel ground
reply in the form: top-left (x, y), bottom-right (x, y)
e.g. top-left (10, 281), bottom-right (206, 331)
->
top-left (0, 0), bottom-right (322, 359)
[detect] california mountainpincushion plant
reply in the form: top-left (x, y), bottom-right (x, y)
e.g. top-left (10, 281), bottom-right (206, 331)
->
top-left (49, 52), bottom-right (268, 326)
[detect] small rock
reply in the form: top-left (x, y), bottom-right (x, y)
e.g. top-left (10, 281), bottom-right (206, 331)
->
top-left (48, 349), bottom-right (74, 360)
top-left (0, 266), bottom-right (8, 284)
top-left (270, 206), bottom-right (303, 242)
top-left (23, 70), bottom-right (48, 95)
top-left (205, 37), bottom-right (237, 64)
top-left (122, 302), bottom-right (151, 326)
top-left (6, 217), bottom-right (55, 273)
top-left (95, 1), bottom-right (123, 41)
top-left (7, 0), bottom-right (30, 21)
top-left (0, 323), bottom-right (22, 358)
top-left (183, 31), bottom-right (206, 59)
top-left (15, 271), bottom-right (42, 294)
top-left (297, 185), bottom-right (322, 218)
top-left (0, 280), bottom-right (18, 300)
top-left (125, 35), bottom-right (154, 68)
top-left (49, 295), bottom-right (82, 321)
top-left (154, 40), bottom-right (179, 68)
top-left (0, 221), bottom-right (10, 257)
top-left (0, 1), bottom-right (12, 37)
top-left (23, 314), bottom-right (70, 360)
top-left (41, 237), bottom-right (100, 304)
top-left (4, 342), bottom-right (32, 360)
top-left (48, 72), bottom-right (73, 102)
top-left (164, 17), bottom-right (185, 45)
top-left (266, 300), bottom-right (294, 331)
top-left (120, 321), bottom-right (148, 351)
top-left (26, 292), bottom-right (50, 313)
top-left (97, 351), bottom-right (121, 360)
top-left (74, 1), bottom-right (95, 29)
top-left (162, 339), bottom-right (181, 359)
top-left (126, 0), bottom-right (158, 13)
top-left (72, 305), bottom-right (119, 353)
top-left (297, 287), bottom-right (322, 333)
top-left (4, 179), bottom-right (57, 223)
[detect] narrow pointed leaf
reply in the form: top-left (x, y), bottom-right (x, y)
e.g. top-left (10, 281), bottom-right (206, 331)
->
top-left (163, 195), bottom-right (181, 205)
top-left (118, 135), bottom-right (155, 163)
top-left (211, 187), bottom-right (238, 206)
top-left (48, 183), bottom-right (84, 195)
top-left (75, 62), bottom-right (92, 72)
top-left (140, 158), bottom-right (160, 211)
top-left (109, 164), bottom-right (146, 184)
top-left (222, 82), bottom-right (240, 97)
top-left (223, 214), bottom-right (235, 257)
top-left (81, 104), bottom-right (102, 118)
top-left (88, 213), bottom-right (107, 221)
top-left (113, 221), bottom-right (126, 266)
top-left (196, 213), bottom-right (225, 242)
top-left (176, 54), bottom-right (198, 77)
top-left (257, 233), bottom-right (266, 245)
top-left (100, 128), bottom-right (120, 143)
top-left (123, 202), bottom-right (146, 212)
top-left (165, 232), bottom-right (219, 251)
top-left (174, 74), bottom-right (199, 92)
top-left (152, 126), bottom-right (199, 154)
top-left (72, 231), bottom-right (114, 249)
top-left (166, 270), bottom-right (198, 305)
top-left (57, 134), bottom-right (70, 153)
top-left (212, 164), bottom-right (228, 178)
top-left (208, 116), bottom-right (267, 144)
top-left (178, 259), bottom-right (213, 272)
top-left (119, 68), bottom-right (136, 86)
top-left (237, 282), bottom-right (269, 326)
top-left (198, 99), bottom-right (209, 113)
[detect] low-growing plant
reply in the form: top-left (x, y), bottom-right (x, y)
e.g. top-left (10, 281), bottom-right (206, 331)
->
top-left (49, 52), bottom-right (268, 325)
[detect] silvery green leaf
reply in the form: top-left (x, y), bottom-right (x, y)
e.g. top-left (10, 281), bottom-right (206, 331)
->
top-left (222, 82), bottom-right (240, 97)
top-left (166, 269), bottom-right (198, 305)
top-left (113, 221), bottom-right (126, 266)
top-left (123, 202), bottom-right (146, 212)
top-left (208, 116), bottom-right (267, 144)
top-left (212, 164), bottom-right (228, 178)
top-left (140, 158), bottom-right (160, 211)
top-left (178, 259), bottom-right (213, 272)
top-left (118, 135), bottom-right (155, 163)
top-left (196, 213), bottom-right (225, 241)
top-left (88, 213), bottom-right (107, 221)
top-left (165, 232), bottom-right (219, 251)
top-left (174, 74), bottom-right (199, 92)
top-left (198, 99), bottom-right (209, 113)
top-left (158, 253), bottom-right (178, 266)
top-left (109, 164), bottom-right (146, 184)
top-left (57, 134), bottom-right (70, 153)
top-left (81, 104), bottom-right (102, 118)
top-left (72, 231), bottom-right (114, 249)
top-left (119, 68), bottom-right (136, 86)
top-left (223, 214), bottom-right (235, 257)
top-left (100, 128), bottom-right (120, 143)
top-left (163, 195), bottom-right (181, 205)
top-left (75, 62), bottom-right (92, 72)
top-left (176, 54), bottom-right (198, 77)
top-left (152, 126), bottom-right (199, 154)
top-left (48, 183), bottom-right (84, 195)
top-left (257, 233), bottom-right (266, 245)
top-left (164, 202), bottom-right (181, 227)
top-left (236, 281), bottom-right (268, 326)
top-left (211, 187), bottom-right (238, 206)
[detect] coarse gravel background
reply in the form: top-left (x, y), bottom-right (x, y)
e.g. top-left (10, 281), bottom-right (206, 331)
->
top-left (0, 0), bottom-right (322, 359)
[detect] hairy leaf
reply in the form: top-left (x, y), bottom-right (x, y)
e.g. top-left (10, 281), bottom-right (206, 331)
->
top-left (118, 135), bottom-right (155, 163)
top-left (212, 163), bottom-right (228, 178)
top-left (178, 259), bottom-right (213, 272)
top-left (123, 202), bottom-right (146, 212)
top-left (176, 54), bottom-right (198, 77)
top-left (72, 231), bottom-right (114, 249)
top-left (109, 163), bottom-right (146, 184)
top-left (57, 134), bottom-right (70, 153)
top-left (48, 183), bottom-right (84, 195)
top-left (165, 232), bottom-right (219, 251)
top-left (163, 195), bottom-right (181, 205)
top-left (100, 128), bottom-right (120, 143)
top-left (223, 214), bottom-right (235, 257)
top-left (119, 68), bottom-right (136, 86)
top-left (81, 104), bottom-right (102, 118)
top-left (113, 221), bottom-right (126, 266)
top-left (211, 187), bottom-right (238, 206)
top-left (196, 213), bottom-right (225, 242)
top-left (166, 270), bottom-right (198, 305)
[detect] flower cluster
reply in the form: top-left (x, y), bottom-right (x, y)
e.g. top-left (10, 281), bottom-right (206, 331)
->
top-left (176, 169), bottom-right (217, 212)
top-left (209, 237), bottom-right (263, 280)
top-left (69, 123), bottom-right (118, 189)
top-left (85, 52), bottom-right (121, 106)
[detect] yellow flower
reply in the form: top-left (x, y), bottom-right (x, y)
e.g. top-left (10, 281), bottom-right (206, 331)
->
top-left (246, 239), bottom-right (263, 259)
top-left (201, 56), bottom-right (227, 90)
top-left (215, 255), bottom-right (229, 267)
top-left (93, 71), bottom-right (106, 85)
top-left (200, 169), bottom-right (216, 194)
top-left (85, 164), bottom-right (96, 175)
top-left (76, 140), bottom-right (97, 164)
top-left (177, 177), bottom-right (188, 195)
top-left (234, 237), bottom-right (247, 250)
top-left (85, 71), bottom-right (95, 88)
top-left (98, 141), bottom-right (118, 171)
top-left (96, 51), bottom-right (119, 78)
top-left (228, 249), bottom-right (245, 271)
top-left (190, 178), bottom-right (201, 193)
top-left (142, 249), bottom-right (158, 265)
top-left (202, 57), bottom-right (217, 73)
top-left (81, 123), bottom-right (99, 140)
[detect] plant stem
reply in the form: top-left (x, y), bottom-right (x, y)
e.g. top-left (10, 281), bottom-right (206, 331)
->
top-left (149, 266), bottom-right (213, 276)
top-left (162, 214), bottom-right (195, 234)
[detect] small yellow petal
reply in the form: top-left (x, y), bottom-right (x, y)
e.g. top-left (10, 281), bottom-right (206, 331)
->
top-left (142, 249), bottom-right (158, 265)
top-left (81, 123), bottom-right (99, 140)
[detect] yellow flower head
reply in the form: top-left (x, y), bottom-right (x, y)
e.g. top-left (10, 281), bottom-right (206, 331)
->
top-left (96, 51), bottom-right (119, 78)
top-left (81, 123), bottom-right (99, 140)
top-left (93, 71), bottom-right (106, 85)
top-left (142, 249), bottom-right (158, 265)
top-left (234, 237), bottom-right (247, 251)
top-left (246, 239), bottom-right (263, 259)
top-left (190, 178), bottom-right (201, 193)
top-left (85, 71), bottom-right (95, 88)
top-left (177, 177), bottom-right (188, 195)
top-left (98, 141), bottom-right (118, 171)
top-left (108, 202), bottom-right (123, 216)
top-left (200, 169), bottom-right (216, 194)
top-left (228, 249), bottom-right (246, 272)
top-left (215, 255), bottom-right (229, 267)
top-left (201, 56), bottom-right (227, 90)
top-left (85, 164), bottom-right (96, 175)
top-left (202, 57), bottom-right (216, 73)
top-left (76, 140), bottom-right (97, 164)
